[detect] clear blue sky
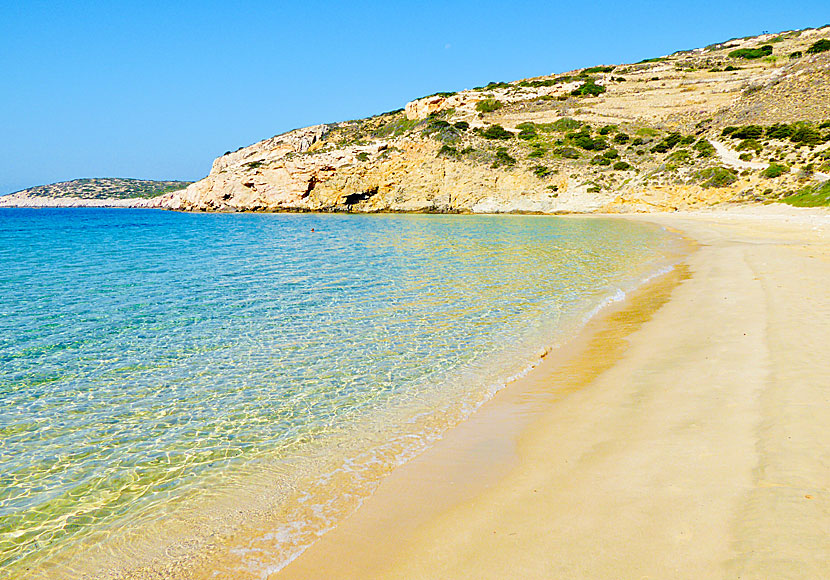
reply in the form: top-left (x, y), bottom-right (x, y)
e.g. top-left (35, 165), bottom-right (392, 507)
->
top-left (1, 0), bottom-right (826, 194)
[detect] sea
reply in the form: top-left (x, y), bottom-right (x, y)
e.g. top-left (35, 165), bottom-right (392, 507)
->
top-left (0, 208), bottom-right (686, 578)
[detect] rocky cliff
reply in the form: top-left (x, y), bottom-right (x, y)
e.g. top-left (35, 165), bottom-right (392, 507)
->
top-left (149, 27), bottom-right (830, 213)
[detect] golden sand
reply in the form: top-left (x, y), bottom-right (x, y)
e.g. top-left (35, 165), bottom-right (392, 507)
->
top-left (270, 205), bottom-right (830, 580)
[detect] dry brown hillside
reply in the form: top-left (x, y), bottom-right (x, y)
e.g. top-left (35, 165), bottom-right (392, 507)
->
top-left (156, 27), bottom-right (830, 213)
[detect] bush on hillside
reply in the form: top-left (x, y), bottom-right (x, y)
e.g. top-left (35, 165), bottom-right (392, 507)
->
top-left (492, 147), bottom-right (516, 168)
top-left (789, 123), bottom-right (823, 145)
top-left (613, 161), bottom-right (632, 171)
top-left (694, 139), bottom-right (716, 158)
top-left (571, 78), bottom-right (606, 97)
top-left (478, 124), bottom-right (513, 140)
top-left (651, 133), bottom-right (683, 153)
top-left (476, 99), bottom-right (503, 113)
top-left (697, 166), bottom-right (738, 188)
top-left (736, 138), bottom-right (763, 153)
top-left (613, 132), bottom-right (630, 144)
top-left (532, 165), bottom-right (552, 178)
top-left (761, 163), bottom-right (789, 178)
top-left (722, 125), bottom-right (765, 139)
top-left (549, 118), bottom-right (582, 132)
top-left (728, 45), bottom-right (773, 59)
top-left (806, 39), bottom-right (830, 54)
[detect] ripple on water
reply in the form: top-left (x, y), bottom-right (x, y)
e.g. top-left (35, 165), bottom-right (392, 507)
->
top-left (0, 209), bottom-right (685, 578)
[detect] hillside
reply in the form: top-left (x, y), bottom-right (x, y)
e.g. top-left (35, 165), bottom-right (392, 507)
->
top-left (0, 178), bottom-right (191, 207)
top-left (154, 27), bottom-right (830, 214)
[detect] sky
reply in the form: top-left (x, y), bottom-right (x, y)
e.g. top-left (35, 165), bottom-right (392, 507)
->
top-left (1, 0), bottom-right (827, 194)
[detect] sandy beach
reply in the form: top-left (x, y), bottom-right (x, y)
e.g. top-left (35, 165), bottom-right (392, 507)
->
top-left (267, 205), bottom-right (830, 580)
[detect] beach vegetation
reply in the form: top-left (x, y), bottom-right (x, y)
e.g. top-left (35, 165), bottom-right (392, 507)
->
top-left (696, 166), bottom-right (738, 188)
top-left (598, 125), bottom-right (618, 135)
top-left (590, 155), bottom-right (612, 166)
top-left (583, 65), bottom-right (615, 74)
top-left (571, 78), bottom-right (606, 97)
top-left (547, 118), bottom-right (582, 132)
top-left (532, 165), bottom-right (552, 178)
top-left (806, 39), bottom-right (830, 54)
top-left (478, 124), bottom-right (513, 140)
top-left (736, 138), bottom-right (763, 153)
top-left (602, 149), bottom-right (620, 159)
top-left (766, 123), bottom-right (793, 139)
top-left (492, 147), bottom-right (517, 168)
top-left (651, 133), bottom-right (683, 153)
top-left (722, 125), bottom-right (765, 139)
top-left (613, 132), bottom-right (630, 144)
top-left (761, 163), bottom-right (789, 178)
top-left (789, 123), bottom-right (823, 145)
top-left (613, 161), bottom-right (632, 170)
top-left (356, 152), bottom-right (370, 162)
top-left (554, 146), bottom-right (581, 159)
top-left (527, 142), bottom-right (547, 158)
top-left (789, 51), bottom-right (803, 59)
top-left (453, 121), bottom-right (470, 131)
top-left (728, 45), bottom-right (773, 59)
top-left (516, 122), bottom-right (537, 140)
top-left (780, 180), bottom-right (830, 206)
top-left (476, 98), bottom-right (504, 113)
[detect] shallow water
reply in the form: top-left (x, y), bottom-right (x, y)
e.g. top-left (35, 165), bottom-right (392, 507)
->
top-left (0, 209), bottom-right (683, 578)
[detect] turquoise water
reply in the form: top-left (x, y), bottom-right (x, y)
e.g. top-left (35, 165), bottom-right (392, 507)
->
top-left (0, 209), bottom-right (683, 578)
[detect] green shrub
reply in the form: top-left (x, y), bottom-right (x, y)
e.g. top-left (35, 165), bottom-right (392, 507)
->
top-left (356, 152), bottom-right (370, 162)
top-left (807, 39), bottom-right (830, 54)
top-left (590, 155), bottom-right (612, 166)
top-left (598, 125), bottom-right (618, 135)
top-left (728, 45), bottom-right (773, 59)
top-left (724, 65), bottom-right (740, 71)
top-left (613, 161), bottom-right (632, 171)
top-left (697, 166), bottom-right (738, 188)
top-left (736, 138), bottom-right (763, 153)
top-left (780, 180), bottom-right (830, 207)
top-left (583, 65), bottom-right (615, 74)
top-left (789, 51), bottom-right (803, 59)
top-left (492, 147), bottom-right (517, 168)
top-left (602, 149), bottom-right (619, 159)
top-left (739, 152), bottom-right (753, 161)
top-left (453, 121), bottom-right (470, 131)
top-left (478, 124), bottom-right (513, 139)
top-left (766, 123), bottom-right (793, 139)
top-left (527, 143), bottom-right (546, 158)
top-left (680, 135), bottom-right (696, 145)
top-left (819, 121), bottom-right (830, 130)
top-left (554, 147), bottom-right (581, 159)
top-left (422, 117), bottom-right (461, 144)
top-left (549, 118), bottom-right (582, 132)
top-left (651, 133), bottom-right (683, 153)
top-left (667, 149), bottom-right (691, 163)
top-left (723, 125), bottom-right (765, 139)
top-left (613, 132), bottom-right (630, 144)
top-left (789, 124), bottom-right (822, 145)
top-left (532, 165), bottom-right (552, 178)
top-left (476, 99), bottom-right (503, 113)
top-left (571, 78), bottom-right (606, 97)
top-left (516, 122), bottom-right (537, 140)
top-left (761, 163), bottom-right (789, 178)
top-left (437, 145), bottom-right (459, 157)
top-left (571, 133), bottom-right (607, 151)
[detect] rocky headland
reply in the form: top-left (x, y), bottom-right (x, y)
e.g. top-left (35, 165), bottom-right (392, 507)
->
top-left (7, 28), bottom-right (830, 213)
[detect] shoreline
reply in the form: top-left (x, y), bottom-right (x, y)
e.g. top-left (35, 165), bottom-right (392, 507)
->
top-left (263, 204), bottom-right (830, 579)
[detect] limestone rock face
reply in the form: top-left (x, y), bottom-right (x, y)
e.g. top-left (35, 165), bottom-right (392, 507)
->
top-left (154, 136), bottom-right (599, 213)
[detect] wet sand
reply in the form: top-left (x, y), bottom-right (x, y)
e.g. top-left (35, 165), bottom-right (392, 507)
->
top-left (271, 205), bottom-right (830, 579)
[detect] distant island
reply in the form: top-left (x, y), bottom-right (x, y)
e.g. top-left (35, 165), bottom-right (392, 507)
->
top-left (0, 178), bottom-right (191, 207)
